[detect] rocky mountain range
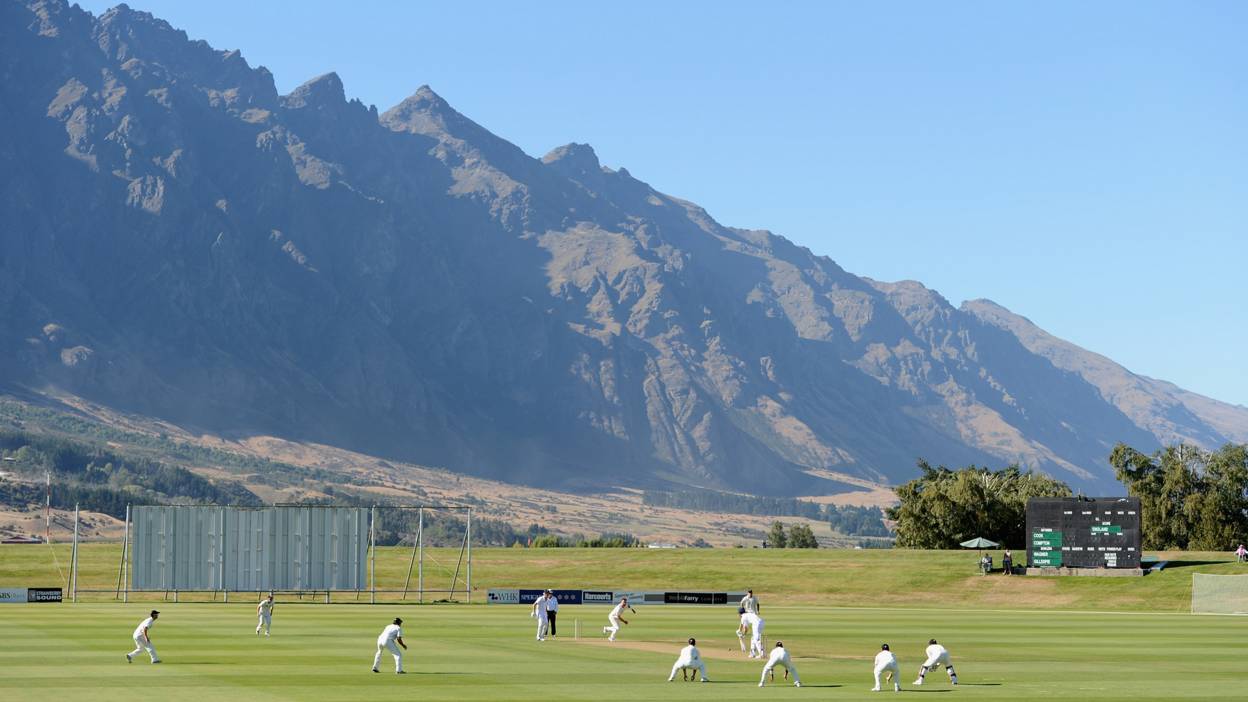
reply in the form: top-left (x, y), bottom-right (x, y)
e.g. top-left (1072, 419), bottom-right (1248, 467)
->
top-left (3, 0), bottom-right (1245, 495)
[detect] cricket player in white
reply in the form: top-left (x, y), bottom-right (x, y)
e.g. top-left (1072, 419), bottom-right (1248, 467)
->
top-left (531, 591), bottom-right (550, 641)
top-left (256, 593), bottom-right (274, 636)
top-left (743, 611), bottom-right (765, 658)
top-left (126, 609), bottom-right (162, 664)
top-left (736, 591), bottom-right (759, 653)
top-left (740, 589), bottom-right (759, 615)
top-left (372, 617), bottom-right (407, 674)
top-left (667, 637), bottom-right (709, 682)
top-left (759, 641), bottom-right (801, 687)
top-left (872, 643), bottom-right (901, 692)
top-left (602, 596), bottom-right (635, 641)
top-left (914, 638), bottom-right (957, 685)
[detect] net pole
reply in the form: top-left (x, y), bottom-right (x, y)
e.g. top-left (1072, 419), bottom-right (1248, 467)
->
top-left (355, 508), bottom-right (361, 600)
top-left (71, 503), bottom-right (79, 602)
top-left (170, 507), bottom-right (177, 602)
top-left (418, 507), bottom-right (424, 604)
top-left (449, 519), bottom-right (467, 601)
top-left (115, 505), bottom-right (129, 599)
top-left (402, 509), bottom-right (419, 600)
top-left (122, 505), bottom-right (130, 603)
top-left (366, 502), bottom-right (371, 602)
top-left (219, 507), bottom-right (226, 600)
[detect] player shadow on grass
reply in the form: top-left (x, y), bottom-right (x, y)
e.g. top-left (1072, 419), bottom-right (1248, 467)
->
top-left (700, 682), bottom-right (840, 688)
top-left (406, 671), bottom-right (470, 675)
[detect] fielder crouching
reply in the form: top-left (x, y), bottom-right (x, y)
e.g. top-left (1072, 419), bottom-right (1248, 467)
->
top-left (759, 641), bottom-right (800, 687)
top-left (872, 643), bottom-right (901, 692)
top-left (668, 637), bottom-right (708, 682)
top-left (914, 638), bottom-right (958, 685)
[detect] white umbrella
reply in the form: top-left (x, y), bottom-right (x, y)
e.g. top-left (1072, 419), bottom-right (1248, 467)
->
top-left (961, 537), bottom-right (1000, 573)
top-left (959, 537), bottom-right (1000, 549)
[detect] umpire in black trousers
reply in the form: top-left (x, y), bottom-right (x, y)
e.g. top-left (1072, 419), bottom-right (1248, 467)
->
top-left (544, 589), bottom-right (559, 636)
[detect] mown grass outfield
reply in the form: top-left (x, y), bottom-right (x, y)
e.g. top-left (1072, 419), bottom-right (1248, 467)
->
top-left (2, 546), bottom-right (1246, 701)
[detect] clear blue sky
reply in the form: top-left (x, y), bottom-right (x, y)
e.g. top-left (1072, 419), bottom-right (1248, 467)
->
top-left (83, 1), bottom-right (1248, 407)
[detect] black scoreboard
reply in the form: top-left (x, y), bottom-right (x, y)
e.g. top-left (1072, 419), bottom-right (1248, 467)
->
top-left (1026, 497), bottom-right (1141, 569)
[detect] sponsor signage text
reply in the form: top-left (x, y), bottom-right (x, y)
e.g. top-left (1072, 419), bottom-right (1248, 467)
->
top-left (0, 587), bottom-right (63, 603)
top-left (488, 588), bottom-right (745, 605)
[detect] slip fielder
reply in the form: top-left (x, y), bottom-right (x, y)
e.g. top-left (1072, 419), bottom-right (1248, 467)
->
top-left (668, 637), bottom-right (709, 682)
top-left (759, 641), bottom-right (801, 687)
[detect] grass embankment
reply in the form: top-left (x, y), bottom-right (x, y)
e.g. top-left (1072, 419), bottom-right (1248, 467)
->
top-left (3, 544), bottom-right (1245, 611)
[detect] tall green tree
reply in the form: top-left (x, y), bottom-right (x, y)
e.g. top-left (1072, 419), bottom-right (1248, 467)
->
top-left (787, 523), bottom-right (818, 548)
top-left (886, 460), bottom-right (1071, 548)
top-left (1111, 442), bottom-right (1248, 550)
top-left (766, 520), bottom-right (788, 548)
top-left (1197, 444), bottom-right (1248, 548)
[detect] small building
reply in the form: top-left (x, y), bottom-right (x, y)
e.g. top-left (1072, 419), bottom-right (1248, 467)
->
top-left (2, 535), bottom-right (45, 544)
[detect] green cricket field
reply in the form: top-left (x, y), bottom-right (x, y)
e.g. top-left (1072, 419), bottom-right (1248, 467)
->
top-left (2, 545), bottom-right (1245, 701)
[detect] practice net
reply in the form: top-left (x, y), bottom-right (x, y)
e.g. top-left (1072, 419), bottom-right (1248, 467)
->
top-left (1191, 573), bottom-right (1248, 615)
top-left (89, 503), bottom-right (473, 603)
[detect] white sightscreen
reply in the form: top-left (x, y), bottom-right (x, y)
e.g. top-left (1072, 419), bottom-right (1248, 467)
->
top-left (132, 506), bottom-right (368, 591)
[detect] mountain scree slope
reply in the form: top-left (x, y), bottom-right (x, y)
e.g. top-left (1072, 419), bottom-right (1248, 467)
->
top-left (3, 1), bottom-right (1245, 495)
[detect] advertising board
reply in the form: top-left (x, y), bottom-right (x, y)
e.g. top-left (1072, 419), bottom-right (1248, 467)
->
top-left (0, 588), bottom-right (63, 603)
top-left (488, 588), bottom-right (747, 605)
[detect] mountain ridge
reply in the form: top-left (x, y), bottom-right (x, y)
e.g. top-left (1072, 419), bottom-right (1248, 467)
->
top-left (2, 0), bottom-right (1245, 497)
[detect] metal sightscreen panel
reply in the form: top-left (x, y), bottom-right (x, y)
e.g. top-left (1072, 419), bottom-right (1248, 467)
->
top-left (130, 507), bottom-right (150, 589)
top-left (174, 506), bottom-right (222, 589)
top-left (132, 506), bottom-right (223, 590)
top-left (133, 506), bottom-right (175, 590)
top-left (131, 506), bottom-right (368, 591)
top-left (311, 507), bottom-right (367, 590)
top-left (228, 508), bottom-right (270, 591)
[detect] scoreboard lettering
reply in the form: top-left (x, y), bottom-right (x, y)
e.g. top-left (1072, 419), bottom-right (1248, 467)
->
top-left (1025, 497), bottom-right (1141, 569)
